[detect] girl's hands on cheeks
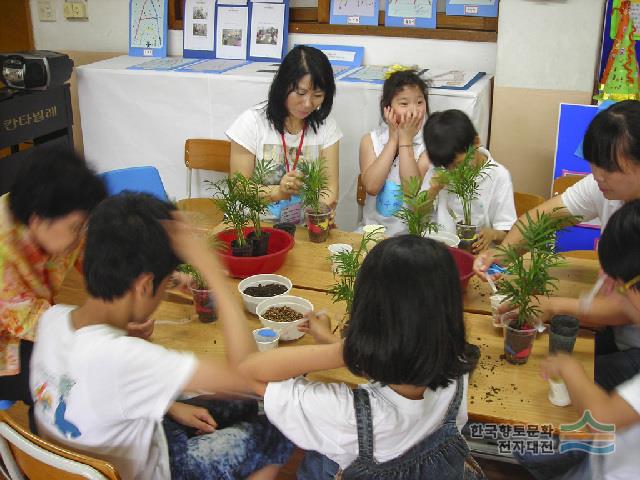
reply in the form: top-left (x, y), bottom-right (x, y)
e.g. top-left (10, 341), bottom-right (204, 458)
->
top-left (384, 106), bottom-right (400, 143)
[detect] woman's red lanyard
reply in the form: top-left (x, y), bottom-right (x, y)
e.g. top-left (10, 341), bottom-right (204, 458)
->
top-left (281, 123), bottom-right (306, 172)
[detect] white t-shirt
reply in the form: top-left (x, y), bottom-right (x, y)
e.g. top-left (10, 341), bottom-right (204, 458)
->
top-left (263, 375), bottom-right (468, 469)
top-left (30, 305), bottom-right (197, 480)
top-left (226, 106), bottom-right (343, 186)
top-left (361, 123), bottom-right (428, 236)
top-left (561, 174), bottom-right (623, 230)
top-left (562, 373), bottom-right (640, 480)
top-left (561, 175), bottom-right (640, 350)
top-left (424, 147), bottom-right (517, 234)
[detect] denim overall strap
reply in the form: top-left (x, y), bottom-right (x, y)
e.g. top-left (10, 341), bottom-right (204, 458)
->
top-left (442, 377), bottom-right (464, 426)
top-left (352, 388), bottom-right (375, 463)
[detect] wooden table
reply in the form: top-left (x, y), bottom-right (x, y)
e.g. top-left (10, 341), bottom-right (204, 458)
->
top-left (56, 244), bottom-right (596, 431)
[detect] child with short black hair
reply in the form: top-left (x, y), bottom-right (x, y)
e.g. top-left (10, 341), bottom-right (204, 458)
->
top-left (30, 193), bottom-right (292, 480)
top-left (0, 147), bottom-right (106, 404)
top-left (359, 69), bottom-right (431, 235)
top-left (239, 236), bottom-right (484, 479)
top-left (423, 109), bottom-right (517, 253)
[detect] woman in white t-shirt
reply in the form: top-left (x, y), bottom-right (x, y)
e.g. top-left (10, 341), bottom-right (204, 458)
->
top-left (226, 45), bottom-right (342, 221)
top-left (359, 69), bottom-right (430, 236)
top-left (423, 109), bottom-right (517, 254)
top-left (238, 236), bottom-right (483, 479)
top-left (530, 200), bottom-right (640, 480)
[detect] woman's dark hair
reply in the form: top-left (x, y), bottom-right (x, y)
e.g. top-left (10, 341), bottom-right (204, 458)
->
top-left (423, 109), bottom-right (477, 168)
top-left (583, 100), bottom-right (640, 172)
top-left (9, 146), bottom-right (106, 225)
top-left (83, 193), bottom-right (180, 300)
top-left (266, 45), bottom-right (336, 134)
top-left (380, 69), bottom-right (429, 119)
top-left (598, 199), bottom-right (640, 290)
top-left (343, 236), bottom-right (479, 389)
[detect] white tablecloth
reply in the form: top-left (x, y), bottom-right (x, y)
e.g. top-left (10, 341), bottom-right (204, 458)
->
top-left (77, 55), bottom-right (492, 230)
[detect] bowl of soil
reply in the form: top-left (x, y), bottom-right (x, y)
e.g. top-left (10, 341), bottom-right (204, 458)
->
top-left (256, 295), bottom-right (314, 341)
top-left (238, 274), bottom-right (293, 314)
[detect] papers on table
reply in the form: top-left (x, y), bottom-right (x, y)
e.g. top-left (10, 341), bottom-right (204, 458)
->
top-left (183, 0), bottom-right (216, 58)
top-left (216, 6), bottom-right (250, 59)
top-left (177, 58), bottom-right (249, 73)
top-left (249, 2), bottom-right (287, 61)
top-left (424, 70), bottom-right (485, 90)
top-left (128, 57), bottom-right (201, 70)
top-left (299, 44), bottom-right (364, 78)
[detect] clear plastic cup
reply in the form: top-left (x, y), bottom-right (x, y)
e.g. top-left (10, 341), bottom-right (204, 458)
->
top-left (252, 328), bottom-right (280, 352)
top-left (490, 294), bottom-right (508, 327)
top-left (328, 243), bottom-right (353, 273)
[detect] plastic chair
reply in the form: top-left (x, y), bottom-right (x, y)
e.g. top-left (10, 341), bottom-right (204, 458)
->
top-left (513, 191), bottom-right (545, 218)
top-left (176, 139), bottom-right (230, 229)
top-left (552, 175), bottom-right (585, 197)
top-left (0, 411), bottom-right (120, 480)
top-left (100, 166), bottom-right (168, 201)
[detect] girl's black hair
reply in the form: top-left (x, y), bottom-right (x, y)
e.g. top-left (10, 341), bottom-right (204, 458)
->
top-left (343, 235), bottom-right (479, 390)
top-left (266, 45), bottom-right (336, 134)
top-left (598, 199), bottom-right (640, 290)
top-left (423, 109), bottom-right (477, 168)
top-left (583, 100), bottom-right (640, 172)
top-left (379, 69), bottom-right (429, 119)
top-left (9, 146), bottom-right (106, 225)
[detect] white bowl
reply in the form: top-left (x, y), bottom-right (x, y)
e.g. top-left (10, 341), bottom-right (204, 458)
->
top-left (238, 274), bottom-right (293, 314)
top-left (256, 295), bottom-right (314, 341)
top-left (424, 231), bottom-right (460, 248)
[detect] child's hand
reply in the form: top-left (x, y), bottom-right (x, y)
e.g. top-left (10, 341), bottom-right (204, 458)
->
top-left (127, 316), bottom-right (155, 340)
top-left (167, 402), bottom-right (217, 434)
top-left (383, 106), bottom-right (400, 142)
top-left (540, 353), bottom-right (579, 382)
top-left (397, 105), bottom-right (425, 144)
top-left (472, 228), bottom-right (495, 254)
top-left (298, 311), bottom-right (340, 344)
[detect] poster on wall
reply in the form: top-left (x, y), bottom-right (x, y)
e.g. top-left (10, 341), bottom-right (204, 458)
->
top-left (248, 1), bottom-right (289, 61)
top-left (183, 0), bottom-right (217, 58)
top-left (445, 0), bottom-right (498, 17)
top-left (330, 0), bottom-right (380, 26)
top-left (129, 0), bottom-right (168, 57)
top-left (216, 5), bottom-right (249, 59)
top-left (385, 0), bottom-right (437, 28)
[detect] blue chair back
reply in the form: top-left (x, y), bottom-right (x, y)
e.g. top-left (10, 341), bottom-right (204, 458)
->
top-left (100, 166), bottom-right (168, 201)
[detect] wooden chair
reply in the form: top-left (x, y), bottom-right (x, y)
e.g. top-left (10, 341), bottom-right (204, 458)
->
top-left (513, 191), bottom-right (545, 218)
top-left (176, 139), bottom-right (230, 229)
top-left (552, 174), bottom-right (585, 197)
top-left (356, 174), bottom-right (366, 223)
top-left (0, 411), bottom-right (120, 480)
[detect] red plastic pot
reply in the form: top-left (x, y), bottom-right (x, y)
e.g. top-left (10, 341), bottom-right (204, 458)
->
top-left (447, 246), bottom-right (474, 291)
top-left (217, 227), bottom-right (295, 278)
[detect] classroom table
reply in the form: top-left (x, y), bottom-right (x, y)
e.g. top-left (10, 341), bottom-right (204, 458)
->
top-left (54, 228), bottom-right (597, 432)
top-left (76, 56), bottom-right (492, 231)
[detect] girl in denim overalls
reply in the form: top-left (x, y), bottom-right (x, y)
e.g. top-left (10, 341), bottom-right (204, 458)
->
top-left (239, 235), bottom-right (486, 479)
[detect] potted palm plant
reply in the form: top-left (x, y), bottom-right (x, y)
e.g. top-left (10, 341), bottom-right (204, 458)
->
top-left (393, 176), bottom-right (439, 237)
top-left (176, 263), bottom-right (217, 323)
top-left (495, 210), bottom-right (571, 364)
top-left (435, 146), bottom-right (493, 252)
top-left (208, 173), bottom-right (252, 257)
top-left (245, 159), bottom-right (276, 256)
top-left (299, 158), bottom-right (331, 243)
top-left (328, 228), bottom-right (383, 334)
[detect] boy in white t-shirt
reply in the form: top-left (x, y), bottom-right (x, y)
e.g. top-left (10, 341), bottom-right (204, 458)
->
top-left (423, 109), bottom-right (517, 254)
top-left (533, 200), bottom-right (640, 480)
top-left (30, 193), bottom-right (292, 480)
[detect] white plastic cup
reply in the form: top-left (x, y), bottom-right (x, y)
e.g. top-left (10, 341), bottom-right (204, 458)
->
top-left (490, 294), bottom-right (508, 327)
top-left (328, 243), bottom-right (353, 273)
top-left (548, 379), bottom-right (571, 407)
top-left (253, 328), bottom-right (280, 352)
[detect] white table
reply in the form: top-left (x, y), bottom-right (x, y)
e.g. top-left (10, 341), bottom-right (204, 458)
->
top-left (77, 55), bottom-right (492, 230)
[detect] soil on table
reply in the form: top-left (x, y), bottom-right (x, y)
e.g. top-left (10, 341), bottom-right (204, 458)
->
top-left (243, 283), bottom-right (288, 297)
top-left (263, 306), bottom-right (303, 322)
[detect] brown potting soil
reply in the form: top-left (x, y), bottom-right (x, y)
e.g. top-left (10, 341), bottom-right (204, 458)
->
top-left (263, 306), bottom-right (303, 322)
top-left (243, 283), bottom-right (288, 297)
